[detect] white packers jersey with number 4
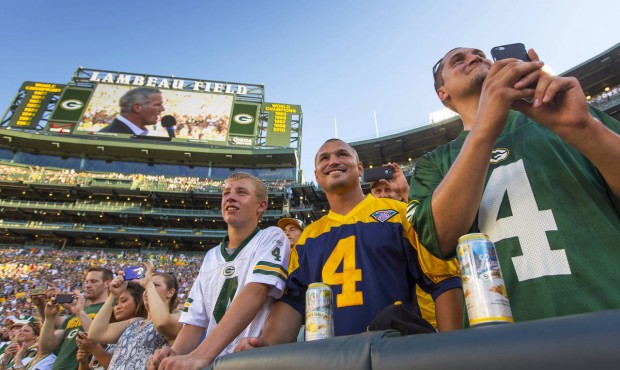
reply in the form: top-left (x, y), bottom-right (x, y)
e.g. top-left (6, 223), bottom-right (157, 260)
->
top-left (180, 226), bottom-right (290, 358)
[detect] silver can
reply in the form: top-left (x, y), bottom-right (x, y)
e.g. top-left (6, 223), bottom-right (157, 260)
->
top-left (457, 233), bottom-right (513, 326)
top-left (305, 282), bottom-right (334, 340)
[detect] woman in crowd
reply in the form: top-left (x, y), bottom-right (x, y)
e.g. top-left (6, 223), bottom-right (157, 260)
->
top-left (89, 262), bottom-right (182, 369)
top-left (0, 320), bottom-right (55, 370)
top-left (77, 282), bottom-right (147, 370)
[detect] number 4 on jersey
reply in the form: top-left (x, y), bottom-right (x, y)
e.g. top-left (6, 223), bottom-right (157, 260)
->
top-left (479, 160), bottom-right (571, 281)
top-left (322, 235), bottom-right (363, 307)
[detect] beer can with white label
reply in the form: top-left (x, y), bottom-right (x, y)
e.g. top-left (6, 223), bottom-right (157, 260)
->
top-left (457, 233), bottom-right (513, 326)
top-left (305, 282), bottom-right (334, 340)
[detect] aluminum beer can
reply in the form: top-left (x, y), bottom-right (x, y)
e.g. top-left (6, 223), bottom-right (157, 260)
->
top-left (457, 233), bottom-right (514, 326)
top-left (305, 282), bottom-right (334, 340)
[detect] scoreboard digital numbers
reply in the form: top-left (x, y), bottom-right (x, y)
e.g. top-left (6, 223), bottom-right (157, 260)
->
top-left (264, 102), bottom-right (301, 147)
top-left (9, 82), bottom-right (65, 129)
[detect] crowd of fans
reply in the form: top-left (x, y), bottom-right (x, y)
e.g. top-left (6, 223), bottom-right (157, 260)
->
top-left (588, 84), bottom-right (620, 109)
top-left (0, 164), bottom-right (295, 193)
top-left (0, 248), bottom-right (201, 322)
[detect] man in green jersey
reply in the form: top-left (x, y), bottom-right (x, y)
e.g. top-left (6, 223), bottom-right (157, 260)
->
top-left (39, 267), bottom-right (112, 370)
top-left (408, 46), bottom-right (620, 322)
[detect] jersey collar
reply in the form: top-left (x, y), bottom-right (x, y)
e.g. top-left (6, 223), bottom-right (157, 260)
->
top-left (220, 227), bottom-right (261, 261)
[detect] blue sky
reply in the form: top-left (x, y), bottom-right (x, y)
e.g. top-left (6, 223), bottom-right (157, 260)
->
top-left (1, 0), bottom-right (618, 180)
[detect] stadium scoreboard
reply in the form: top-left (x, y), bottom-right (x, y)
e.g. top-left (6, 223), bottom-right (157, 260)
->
top-left (2, 68), bottom-right (302, 150)
top-left (8, 82), bottom-right (65, 129)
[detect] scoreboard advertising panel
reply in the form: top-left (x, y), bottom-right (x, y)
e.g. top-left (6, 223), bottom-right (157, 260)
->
top-left (4, 68), bottom-right (302, 148)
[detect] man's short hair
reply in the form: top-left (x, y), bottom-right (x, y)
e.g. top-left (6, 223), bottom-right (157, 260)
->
top-left (432, 47), bottom-right (462, 92)
top-left (86, 267), bottom-right (114, 281)
top-left (314, 138), bottom-right (361, 164)
top-left (224, 172), bottom-right (268, 203)
top-left (119, 87), bottom-right (162, 114)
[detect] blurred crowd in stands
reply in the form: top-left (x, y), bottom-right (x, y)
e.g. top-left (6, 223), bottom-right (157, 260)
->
top-left (0, 164), bottom-right (293, 193)
top-left (0, 248), bottom-right (200, 322)
top-left (588, 84), bottom-right (620, 110)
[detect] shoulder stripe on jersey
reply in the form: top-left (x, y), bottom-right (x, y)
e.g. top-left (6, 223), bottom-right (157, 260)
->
top-left (253, 269), bottom-right (287, 281)
top-left (256, 260), bottom-right (289, 272)
top-left (253, 264), bottom-right (288, 281)
top-left (182, 297), bottom-right (193, 312)
top-left (254, 262), bottom-right (288, 275)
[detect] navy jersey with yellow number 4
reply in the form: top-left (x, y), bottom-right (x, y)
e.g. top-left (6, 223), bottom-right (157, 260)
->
top-left (280, 195), bottom-right (461, 336)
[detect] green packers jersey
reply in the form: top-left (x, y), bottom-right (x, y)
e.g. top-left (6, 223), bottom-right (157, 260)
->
top-left (408, 109), bottom-right (620, 322)
top-left (53, 302), bottom-right (104, 370)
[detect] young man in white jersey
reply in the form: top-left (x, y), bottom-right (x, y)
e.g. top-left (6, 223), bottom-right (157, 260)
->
top-left (148, 172), bottom-right (290, 370)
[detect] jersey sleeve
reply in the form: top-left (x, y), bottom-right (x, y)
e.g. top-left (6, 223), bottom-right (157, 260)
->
top-left (401, 207), bottom-right (462, 300)
top-left (407, 153), bottom-right (450, 259)
top-left (278, 244), bottom-right (305, 316)
top-left (179, 257), bottom-right (210, 328)
top-left (245, 227), bottom-right (290, 299)
top-left (591, 106), bottom-right (620, 210)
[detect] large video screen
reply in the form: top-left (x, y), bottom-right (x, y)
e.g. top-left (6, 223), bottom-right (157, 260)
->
top-left (75, 84), bottom-right (234, 142)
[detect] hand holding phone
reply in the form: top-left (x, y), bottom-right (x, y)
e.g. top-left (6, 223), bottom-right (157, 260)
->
top-left (123, 266), bottom-right (146, 281)
top-left (54, 294), bottom-right (75, 304)
top-left (363, 166), bottom-right (394, 183)
top-left (491, 43), bottom-right (539, 94)
top-left (491, 43), bottom-right (531, 62)
top-left (30, 285), bottom-right (48, 297)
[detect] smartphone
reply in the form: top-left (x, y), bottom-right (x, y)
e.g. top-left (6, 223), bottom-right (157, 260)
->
top-left (363, 166), bottom-right (393, 183)
top-left (491, 43), bottom-right (536, 94)
top-left (123, 266), bottom-right (146, 281)
top-left (30, 285), bottom-right (48, 296)
top-left (54, 294), bottom-right (74, 304)
top-left (491, 43), bottom-right (531, 62)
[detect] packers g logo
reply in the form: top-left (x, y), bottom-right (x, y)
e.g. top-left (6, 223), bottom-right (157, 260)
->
top-left (490, 148), bottom-right (509, 164)
top-left (60, 99), bottom-right (84, 110)
top-left (223, 266), bottom-right (235, 277)
top-left (233, 114), bottom-right (254, 125)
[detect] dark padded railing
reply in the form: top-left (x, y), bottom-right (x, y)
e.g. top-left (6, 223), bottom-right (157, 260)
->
top-left (208, 309), bottom-right (620, 370)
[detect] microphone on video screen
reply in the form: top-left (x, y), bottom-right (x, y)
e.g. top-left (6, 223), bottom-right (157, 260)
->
top-left (161, 115), bottom-right (177, 138)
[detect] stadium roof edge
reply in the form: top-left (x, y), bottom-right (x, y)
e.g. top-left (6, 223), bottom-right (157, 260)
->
top-left (559, 42), bottom-right (620, 77)
top-left (348, 115), bottom-right (461, 146)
